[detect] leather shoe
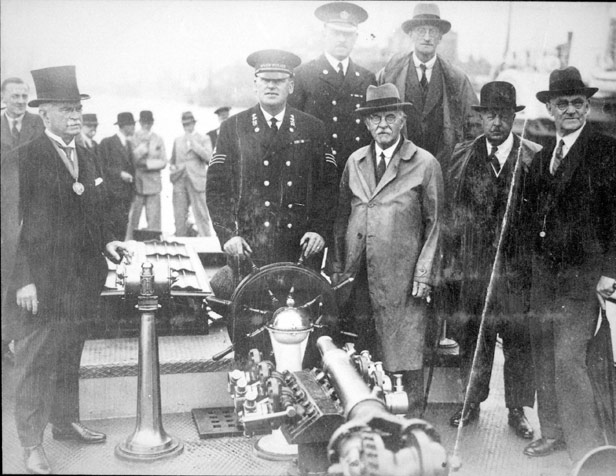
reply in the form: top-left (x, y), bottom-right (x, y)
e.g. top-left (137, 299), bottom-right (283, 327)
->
top-left (52, 421), bottom-right (106, 444)
top-left (23, 445), bottom-right (51, 474)
top-left (523, 437), bottom-right (566, 457)
top-left (449, 403), bottom-right (480, 427)
top-left (508, 407), bottom-right (534, 439)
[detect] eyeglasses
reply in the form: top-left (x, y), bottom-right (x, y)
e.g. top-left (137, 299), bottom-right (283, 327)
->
top-left (553, 99), bottom-right (586, 112)
top-left (414, 26), bottom-right (441, 38)
top-left (368, 113), bottom-right (398, 125)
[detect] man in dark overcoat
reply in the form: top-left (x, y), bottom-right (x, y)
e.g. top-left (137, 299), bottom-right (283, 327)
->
top-left (288, 1), bottom-right (376, 174)
top-left (207, 106), bottom-right (230, 149)
top-left (7, 66), bottom-right (129, 474)
top-left (523, 66), bottom-right (616, 464)
top-left (445, 82), bottom-right (540, 438)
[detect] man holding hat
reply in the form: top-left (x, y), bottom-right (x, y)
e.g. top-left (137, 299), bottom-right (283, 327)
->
top-left (289, 1), bottom-right (376, 174)
top-left (7, 65), bottom-right (130, 474)
top-left (207, 106), bottom-right (231, 148)
top-left (98, 112), bottom-right (137, 239)
top-left (445, 81), bottom-right (541, 437)
top-left (331, 83), bottom-right (443, 416)
top-left (378, 2), bottom-right (477, 173)
top-left (127, 110), bottom-right (167, 239)
top-left (523, 66), bottom-right (616, 461)
top-left (170, 111), bottom-right (213, 237)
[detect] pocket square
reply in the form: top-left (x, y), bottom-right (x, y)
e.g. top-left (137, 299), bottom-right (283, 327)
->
top-left (95, 177), bottom-right (104, 186)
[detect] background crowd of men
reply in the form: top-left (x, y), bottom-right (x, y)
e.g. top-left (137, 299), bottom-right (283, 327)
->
top-left (1, 2), bottom-right (615, 475)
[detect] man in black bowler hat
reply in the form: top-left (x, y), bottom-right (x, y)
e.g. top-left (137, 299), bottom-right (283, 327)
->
top-left (445, 81), bottom-right (540, 438)
top-left (523, 66), bottom-right (616, 463)
top-left (7, 65), bottom-right (130, 474)
top-left (207, 106), bottom-right (231, 148)
top-left (206, 49), bottom-right (338, 361)
top-left (289, 1), bottom-right (376, 175)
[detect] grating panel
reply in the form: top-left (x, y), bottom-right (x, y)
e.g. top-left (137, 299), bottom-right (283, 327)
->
top-left (191, 407), bottom-right (243, 439)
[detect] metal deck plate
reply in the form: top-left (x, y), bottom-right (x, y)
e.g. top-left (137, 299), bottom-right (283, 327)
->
top-left (191, 407), bottom-right (243, 439)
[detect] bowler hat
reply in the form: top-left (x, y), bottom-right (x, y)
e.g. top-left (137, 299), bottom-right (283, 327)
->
top-left (472, 81), bottom-right (525, 113)
top-left (115, 112), bottom-right (135, 127)
top-left (28, 65), bottom-right (90, 107)
top-left (315, 2), bottom-right (368, 32)
top-left (181, 111), bottom-right (196, 124)
top-left (214, 106), bottom-right (231, 115)
top-left (247, 49), bottom-right (301, 80)
top-left (139, 110), bottom-right (154, 123)
top-left (402, 3), bottom-right (451, 35)
top-left (355, 83), bottom-right (413, 115)
top-left (536, 66), bottom-right (598, 103)
top-left (82, 113), bottom-right (99, 126)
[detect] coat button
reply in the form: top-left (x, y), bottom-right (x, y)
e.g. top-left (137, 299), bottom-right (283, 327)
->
top-left (263, 160), bottom-right (269, 166)
top-left (356, 119), bottom-right (361, 124)
top-left (287, 223), bottom-right (293, 229)
top-left (287, 181), bottom-right (293, 187)
top-left (288, 203), bottom-right (293, 209)
top-left (332, 100), bottom-right (337, 105)
top-left (264, 221), bottom-right (270, 227)
top-left (285, 161), bottom-right (291, 166)
top-left (333, 117), bottom-right (338, 122)
top-left (333, 150), bottom-right (337, 155)
top-left (265, 201), bottom-right (271, 207)
top-left (332, 133), bottom-right (338, 139)
top-left (264, 180), bottom-right (270, 186)
top-left (356, 104), bottom-right (360, 108)
top-left (355, 137), bottom-right (360, 141)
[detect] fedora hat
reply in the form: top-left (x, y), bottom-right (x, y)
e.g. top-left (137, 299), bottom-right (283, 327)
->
top-left (536, 66), bottom-right (598, 103)
top-left (28, 65), bottom-right (90, 107)
top-left (139, 110), bottom-right (154, 123)
top-left (247, 49), bottom-right (301, 80)
top-left (181, 111), bottom-right (196, 124)
top-left (355, 84), bottom-right (413, 115)
top-left (402, 3), bottom-right (451, 35)
top-left (115, 112), bottom-right (135, 127)
top-left (472, 81), bottom-right (525, 113)
top-left (315, 2), bottom-right (368, 32)
top-left (82, 113), bottom-right (99, 126)
top-left (214, 106), bottom-right (231, 115)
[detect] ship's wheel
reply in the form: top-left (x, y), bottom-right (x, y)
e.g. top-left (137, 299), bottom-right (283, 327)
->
top-left (227, 262), bottom-right (338, 367)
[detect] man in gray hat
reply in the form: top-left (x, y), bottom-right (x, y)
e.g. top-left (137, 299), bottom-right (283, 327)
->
top-left (76, 113), bottom-right (99, 154)
top-left (331, 83), bottom-right (443, 416)
top-left (170, 111), bottom-right (213, 237)
top-left (378, 2), bottom-right (477, 173)
top-left (207, 106), bottom-right (230, 148)
top-left (523, 66), bottom-right (616, 462)
top-left (7, 65), bottom-right (130, 474)
top-left (445, 81), bottom-right (540, 437)
top-left (289, 1), bottom-right (376, 175)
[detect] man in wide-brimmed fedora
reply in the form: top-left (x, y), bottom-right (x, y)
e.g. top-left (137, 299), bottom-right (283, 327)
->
top-left (444, 81), bottom-right (542, 438)
top-left (331, 83), bottom-right (444, 416)
top-left (523, 66), bottom-right (616, 462)
top-left (7, 65), bottom-right (130, 474)
top-left (170, 111), bottom-right (213, 237)
top-left (289, 1), bottom-right (376, 175)
top-left (98, 112), bottom-right (137, 239)
top-left (378, 2), bottom-right (477, 173)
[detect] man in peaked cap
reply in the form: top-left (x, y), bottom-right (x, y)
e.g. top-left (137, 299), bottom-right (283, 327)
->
top-left (445, 81), bottom-right (540, 438)
top-left (522, 66), bottom-right (616, 463)
top-left (170, 111), bottom-right (213, 237)
top-left (331, 83), bottom-right (444, 416)
top-left (7, 65), bottom-right (129, 474)
top-left (207, 106), bottom-right (231, 148)
top-left (77, 113), bottom-right (99, 153)
top-left (289, 1), bottom-right (376, 176)
top-left (378, 2), bottom-right (477, 174)
top-left (206, 49), bottom-right (339, 363)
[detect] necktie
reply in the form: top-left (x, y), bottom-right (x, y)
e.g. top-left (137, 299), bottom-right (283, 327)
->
top-left (488, 145), bottom-right (500, 175)
top-left (337, 62), bottom-right (345, 82)
top-left (419, 64), bottom-right (428, 92)
top-left (11, 120), bottom-right (20, 143)
top-left (270, 117), bottom-right (278, 132)
top-left (551, 139), bottom-right (565, 175)
top-left (376, 152), bottom-right (387, 183)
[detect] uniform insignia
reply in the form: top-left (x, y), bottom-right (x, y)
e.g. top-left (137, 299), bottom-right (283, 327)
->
top-left (289, 114), bottom-right (296, 132)
top-left (323, 69), bottom-right (329, 75)
top-left (325, 152), bottom-right (337, 168)
top-left (210, 153), bottom-right (227, 166)
top-left (340, 10), bottom-right (350, 20)
top-left (293, 139), bottom-right (308, 144)
top-left (252, 113), bottom-right (259, 132)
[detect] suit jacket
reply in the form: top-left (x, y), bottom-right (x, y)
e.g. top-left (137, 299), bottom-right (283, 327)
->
top-left (206, 104), bottom-right (339, 267)
top-left (332, 138), bottom-right (444, 370)
top-left (5, 135), bottom-right (112, 338)
top-left (289, 54), bottom-right (376, 172)
top-left (207, 129), bottom-right (218, 150)
top-left (1, 111), bottom-right (45, 154)
top-left (378, 53), bottom-right (478, 172)
top-left (170, 131), bottom-right (211, 192)
top-left (131, 129), bottom-right (167, 195)
top-left (98, 134), bottom-right (135, 202)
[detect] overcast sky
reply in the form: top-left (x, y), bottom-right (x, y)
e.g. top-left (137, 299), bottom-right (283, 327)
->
top-left (1, 1), bottom-right (613, 95)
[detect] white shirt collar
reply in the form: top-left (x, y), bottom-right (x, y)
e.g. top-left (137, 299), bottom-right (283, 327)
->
top-left (45, 129), bottom-right (76, 148)
top-left (375, 136), bottom-right (402, 166)
top-left (325, 52), bottom-right (350, 75)
top-left (485, 132), bottom-right (514, 169)
top-left (5, 112), bottom-right (25, 127)
top-left (116, 131), bottom-right (129, 146)
top-left (412, 53), bottom-right (437, 70)
top-left (556, 123), bottom-right (585, 158)
top-left (260, 106), bottom-right (286, 128)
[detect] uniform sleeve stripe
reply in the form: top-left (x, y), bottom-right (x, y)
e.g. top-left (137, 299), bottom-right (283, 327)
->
top-left (325, 155), bottom-right (337, 167)
top-left (210, 154), bottom-right (226, 166)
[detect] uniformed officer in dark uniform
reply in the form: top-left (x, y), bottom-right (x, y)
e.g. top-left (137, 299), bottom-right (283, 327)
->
top-left (289, 1), bottom-right (376, 175)
top-left (207, 49), bottom-right (339, 274)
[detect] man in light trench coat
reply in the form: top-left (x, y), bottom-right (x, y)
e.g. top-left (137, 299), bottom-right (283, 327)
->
top-left (331, 83), bottom-right (444, 416)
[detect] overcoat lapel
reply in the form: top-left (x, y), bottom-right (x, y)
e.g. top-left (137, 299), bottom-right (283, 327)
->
top-left (423, 59), bottom-right (444, 118)
top-left (317, 55), bottom-right (342, 90)
top-left (357, 146), bottom-right (377, 196)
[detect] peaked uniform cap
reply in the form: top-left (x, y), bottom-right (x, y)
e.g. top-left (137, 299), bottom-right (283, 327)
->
top-left (472, 81), bottom-right (525, 112)
top-left (536, 66), bottom-right (598, 103)
top-left (355, 83), bottom-right (413, 115)
top-left (402, 3), bottom-right (452, 35)
top-left (315, 2), bottom-right (368, 32)
top-left (28, 65), bottom-right (90, 107)
top-left (214, 106), bottom-right (231, 115)
top-left (82, 113), bottom-right (99, 125)
top-left (115, 112), bottom-right (135, 126)
top-left (247, 49), bottom-right (301, 80)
